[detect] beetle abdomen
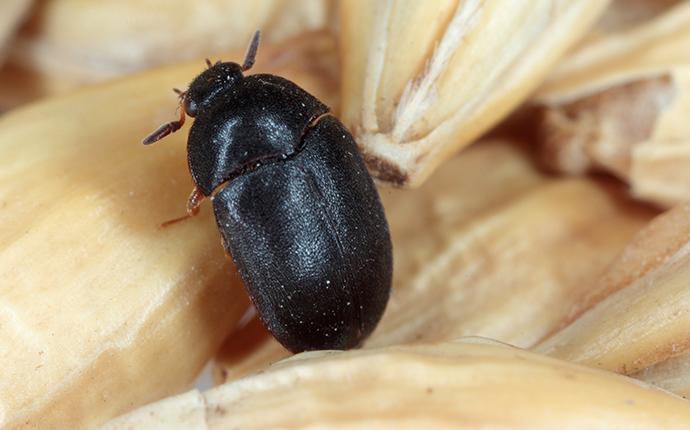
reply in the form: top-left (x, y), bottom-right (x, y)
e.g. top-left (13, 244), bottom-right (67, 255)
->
top-left (212, 116), bottom-right (392, 352)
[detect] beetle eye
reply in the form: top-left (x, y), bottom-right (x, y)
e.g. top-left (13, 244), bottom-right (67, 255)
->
top-left (184, 98), bottom-right (198, 117)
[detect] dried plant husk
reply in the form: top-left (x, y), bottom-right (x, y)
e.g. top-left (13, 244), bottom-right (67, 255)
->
top-left (0, 0), bottom-right (32, 65)
top-left (534, 1), bottom-right (690, 207)
top-left (0, 34), bottom-right (338, 429)
top-left (534, 201), bottom-right (690, 396)
top-left (214, 139), bottom-right (655, 383)
top-left (594, 0), bottom-right (683, 34)
top-left (339, 0), bottom-right (610, 187)
top-left (103, 340), bottom-right (690, 429)
top-left (0, 0), bottom-right (331, 109)
top-left (635, 350), bottom-right (690, 399)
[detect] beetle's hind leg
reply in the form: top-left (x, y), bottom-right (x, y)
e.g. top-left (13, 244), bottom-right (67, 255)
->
top-left (160, 187), bottom-right (206, 227)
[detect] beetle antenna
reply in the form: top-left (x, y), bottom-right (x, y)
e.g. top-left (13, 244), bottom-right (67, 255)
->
top-left (242, 31), bottom-right (261, 71)
top-left (205, 58), bottom-right (213, 68)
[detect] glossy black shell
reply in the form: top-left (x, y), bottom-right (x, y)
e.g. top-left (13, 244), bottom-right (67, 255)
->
top-left (188, 70), bottom-right (393, 352)
top-left (187, 74), bottom-right (328, 196)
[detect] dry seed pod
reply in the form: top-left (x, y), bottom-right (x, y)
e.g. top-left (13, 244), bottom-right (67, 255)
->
top-left (339, 0), bottom-right (610, 187)
top-left (0, 34), bottom-right (338, 429)
top-left (535, 202), bottom-right (690, 384)
top-left (214, 139), bottom-right (655, 382)
top-left (0, 0), bottom-right (32, 64)
top-left (103, 340), bottom-right (690, 429)
top-left (0, 0), bottom-right (330, 108)
top-left (534, 1), bottom-right (690, 207)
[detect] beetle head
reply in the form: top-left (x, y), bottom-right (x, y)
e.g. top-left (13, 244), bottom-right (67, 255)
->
top-left (182, 62), bottom-right (244, 117)
top-left (141, 31), bottom-right (261, 146)
top-left (183, 31), bottom-right (261, 117)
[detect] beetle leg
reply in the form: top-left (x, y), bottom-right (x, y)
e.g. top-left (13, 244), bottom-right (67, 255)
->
top-left (160, 187), bottom-right (205, 228)
top-left (142, 107), bottom-right (186, 145)
top-left (186, 186), bottom-right (205, 216)
top-left (241, 31), bottom-right (261, 71)
top-left (172, 88), bottom-right (188, 101)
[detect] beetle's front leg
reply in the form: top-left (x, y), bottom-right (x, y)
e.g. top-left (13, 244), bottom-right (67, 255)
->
top-left (142, 102), bottom-right (186, 145)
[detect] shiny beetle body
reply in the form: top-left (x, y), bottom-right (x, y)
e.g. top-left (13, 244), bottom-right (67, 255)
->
top-left (143, 33), bottom-right (392, 352)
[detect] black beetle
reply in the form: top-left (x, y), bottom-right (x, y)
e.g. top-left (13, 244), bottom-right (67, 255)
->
top-left (143, 32), bottom-right (392, 353)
